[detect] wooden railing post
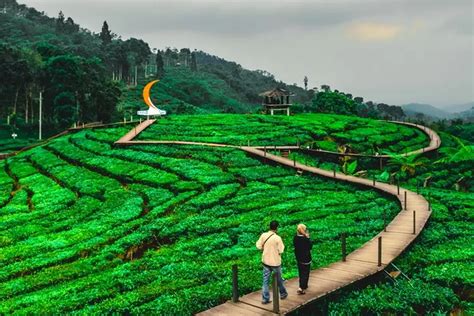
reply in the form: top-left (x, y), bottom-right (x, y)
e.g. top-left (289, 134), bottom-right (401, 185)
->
top-left (293, 158), bottom-right (296, 167)
top-left (333, 166), bottom-right (336, 178)
top-left (383, 209), bottom-right (387, 232)
top-left (232, 265), bottom-right (239, 303)
top-left (373, 176), bottom-right (376, 186)
top-left (264, 146), bottom-right (266, 157)
top-left (377, 236), bottom-right (382, 267)
top-left (272, 273), bottom-right (280, 313)
top-left (397, 180), bottom-right (400, 195)
top-left (404, 191), bottom-right (407, 210)
top-left (413, 210), bottom-right (416, 235)
top-left (341, 233), bottom-right (347, 262)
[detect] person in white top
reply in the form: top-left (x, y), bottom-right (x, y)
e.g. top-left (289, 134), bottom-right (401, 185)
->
top-left (256, 220), bottom-right (288, 304)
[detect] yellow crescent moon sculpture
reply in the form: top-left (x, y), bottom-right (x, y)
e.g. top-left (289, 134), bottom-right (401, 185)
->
top-left (143, 80), bottom-right (159, 109)
top-left (137, 80), bottom-right (167, 116)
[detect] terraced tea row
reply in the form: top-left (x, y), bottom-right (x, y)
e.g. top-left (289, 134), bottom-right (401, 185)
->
top-left (137, 114), bottom-right (429, 154)
top-left (0, 127), bottom-right (399, 314)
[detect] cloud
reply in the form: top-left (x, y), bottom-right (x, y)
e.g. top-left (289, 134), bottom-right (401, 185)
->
top-left (347, 22), bottom-right (403, 41)
top-left (442, 13), bottom-right (473, 35)
top-left (20, 0), bottom-right (472, 38)
top-left (19, 0), bottom-right (474, 106)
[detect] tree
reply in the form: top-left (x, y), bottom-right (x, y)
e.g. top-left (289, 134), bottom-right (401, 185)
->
top-left (312, 91), bottom-right (357, 115)
top-left (321, 84), bottom-right (330, 92)
top-left (100, 21), bottom-right (112, 45)
top-left (107, 40), bottom-right (129, 81)
top-left (387, 153), bottom-right (429, 177)
top-left (354, 97), bottom-right (364, 104)
top-left (56, 11), bottom-right (65, 32)
top-left (437, 137), bottom-right (474, 164)
top-left (179, 48), bottom-right (191, 66)
top-left (0, 44), bottom-right (34, 116)
top-left (231, 63), bottom-right (241, 79)
top-left (190, 51), bottom-right (197, 72)
top-left (376, 103), bottom-right (405, 120)
top-left (156, 50), bottom-right (164, 79)
top-left (94, 80), bottom-right (121, 122)
top-left (53, 91), bottom-right (76, 128)
top-left (125, 38), bottom-right (150, 65)
top-left (366, 102), bottom-right (378, 118)
top-left (304, 76), bottom-right (308, 90)
top-left (64, 17), bottom-right (79, 34)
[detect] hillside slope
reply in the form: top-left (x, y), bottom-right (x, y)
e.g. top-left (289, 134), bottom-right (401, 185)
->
top-left (0, 0), bottom-right (312, 126)
top-left (402, 103), bottom-right (452, 119)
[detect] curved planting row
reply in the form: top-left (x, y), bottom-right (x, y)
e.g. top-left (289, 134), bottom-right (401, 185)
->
top-left (118, 118), bottom-right (440, 314)
top-left (0, 126), bottom-right (405, 314)
top-left (136, 114), bottom-right (430, 154)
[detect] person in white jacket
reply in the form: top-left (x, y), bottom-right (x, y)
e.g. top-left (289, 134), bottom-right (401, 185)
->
top-left (256, 220), bottom-right (288, 304)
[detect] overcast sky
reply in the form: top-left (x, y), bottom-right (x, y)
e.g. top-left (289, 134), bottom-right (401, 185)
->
top-left (21, 0), bottom-right (473, 110)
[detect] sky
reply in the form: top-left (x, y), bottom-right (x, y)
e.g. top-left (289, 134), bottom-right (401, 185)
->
top-left (20, 0), bottom-right (474, 110)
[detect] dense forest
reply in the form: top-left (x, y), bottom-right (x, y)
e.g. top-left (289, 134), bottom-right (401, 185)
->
top-left (0, 0), bottom-right (413, 135)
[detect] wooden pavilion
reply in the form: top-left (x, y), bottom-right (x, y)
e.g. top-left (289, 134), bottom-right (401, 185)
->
top-left (259, 88), bottom-right (294, 116)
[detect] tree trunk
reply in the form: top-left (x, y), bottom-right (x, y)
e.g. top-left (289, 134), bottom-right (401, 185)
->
top-left (30, 90), bottom-right (34, 122)
top-left (13, 88), bottom-right (19, 114)
top-left (25, 88), bottom-right (29, 123)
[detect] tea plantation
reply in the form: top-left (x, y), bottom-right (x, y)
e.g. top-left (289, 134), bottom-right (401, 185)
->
top-left (0, 114), bottom-right (471, 314)
top-left (137, 114), bottom-right (429, 154)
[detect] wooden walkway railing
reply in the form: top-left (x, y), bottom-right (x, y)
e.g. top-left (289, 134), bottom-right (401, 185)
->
top-left (198, 148), bottom-right (430, 315)
top-left (112, 119), bottom-right (440, 315)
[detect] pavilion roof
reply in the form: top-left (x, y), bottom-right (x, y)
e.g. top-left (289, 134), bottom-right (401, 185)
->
top-left (259, 88), bottom-right (295, 98)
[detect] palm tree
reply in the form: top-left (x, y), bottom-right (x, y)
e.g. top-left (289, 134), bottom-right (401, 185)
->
top-left (386, 153), bottom-right (429, 176)
top-left (338, 144), bottom-right (357, 175)
top-left (436, 137), bottom-right (474, 164)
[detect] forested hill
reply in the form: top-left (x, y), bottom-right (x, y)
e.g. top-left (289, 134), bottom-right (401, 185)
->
top-left (0, 0), bottom-right (313, 127)
top-left (1, 0), bottom-right (408, 134)
top-left (118, 52), bottom-right (313, 117)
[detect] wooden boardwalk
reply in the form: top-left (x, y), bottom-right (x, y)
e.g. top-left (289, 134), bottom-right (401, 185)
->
top-left (391, 121), bottom-right (441, 156)
top-left (115, 119), bottom-right (156, 143)
top-left (113, 119), bottom-right (440, 315)
top-left (198, 148), bottom-right (432, 315)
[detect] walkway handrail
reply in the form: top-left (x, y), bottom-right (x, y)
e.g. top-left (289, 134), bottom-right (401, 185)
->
top-left (114, 119), bottom-right (440, 315)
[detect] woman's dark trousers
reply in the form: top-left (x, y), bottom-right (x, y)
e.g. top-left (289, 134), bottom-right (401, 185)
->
top-left (297, 262), bottom-right (310, 289)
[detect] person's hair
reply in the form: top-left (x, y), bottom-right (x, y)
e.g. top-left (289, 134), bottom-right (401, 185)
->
top-left (297, 223), bottom-right (307, 236)
top-left (269, 220), bottom-right (279, 231)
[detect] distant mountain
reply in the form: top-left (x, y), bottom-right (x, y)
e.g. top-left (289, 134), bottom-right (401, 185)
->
top-left (457, 107), bottom-right (474, 120)
top-left (445, 102), bottom-right (474, 114)
top-left (401, 103), bottom-right (452, 119)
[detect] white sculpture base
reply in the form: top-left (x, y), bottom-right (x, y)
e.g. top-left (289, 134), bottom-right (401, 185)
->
top-left (137, 107), bottom-right (167, 116)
